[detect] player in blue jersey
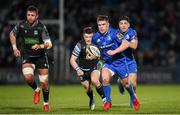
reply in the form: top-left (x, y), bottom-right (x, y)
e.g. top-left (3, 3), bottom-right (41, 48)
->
top-left (93, 15), bottom-right (140, 111)
top-left (116, 16), bottom-right (140, 109)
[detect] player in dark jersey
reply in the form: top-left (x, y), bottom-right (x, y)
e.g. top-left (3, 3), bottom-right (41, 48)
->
top-left (116, 16), bottom-right (139, 108)
top-left (9, 5), bottom-right (52, 112)
top-left (70, 27), bottom-right (107, 110)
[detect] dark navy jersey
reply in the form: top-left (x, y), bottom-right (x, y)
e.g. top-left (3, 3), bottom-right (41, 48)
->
top-left (12, 20), bottom-right (51, 57)
top-left (72, 40), bottom-right (98, 71)
top-left (117, 28), bottom-right (137, 60)
top-left (92, 27), bottom-right (124, 63)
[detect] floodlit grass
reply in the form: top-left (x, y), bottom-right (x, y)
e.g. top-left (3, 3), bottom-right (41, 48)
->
top-left (0, 84), bottom-right (180, 114)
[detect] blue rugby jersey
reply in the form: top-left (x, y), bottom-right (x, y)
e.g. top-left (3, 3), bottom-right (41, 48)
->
top-left (92, 27), bottom-right (125, 63)
top-left (117, 28), bottom-right (137, 61)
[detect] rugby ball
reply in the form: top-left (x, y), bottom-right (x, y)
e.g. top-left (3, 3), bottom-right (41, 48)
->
top-left (86, 45), bottom-right (100, 58)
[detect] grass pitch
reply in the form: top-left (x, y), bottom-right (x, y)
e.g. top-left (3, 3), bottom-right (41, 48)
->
top-left (0, 84), bottom-right (180, 114)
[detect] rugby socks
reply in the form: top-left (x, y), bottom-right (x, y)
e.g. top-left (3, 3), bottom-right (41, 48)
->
top-left (96, 84), bottom-right (106, 99)
top-left (87, 90), bottom-right (94, 99)
top-left (42, 88), bottom-right (49, 103)
top-left (103, 84), bottom-right (111, 102)
top-left (125, 82), bottom-right (135, 100)
top-left (27, 80), bottom-right (38, 91)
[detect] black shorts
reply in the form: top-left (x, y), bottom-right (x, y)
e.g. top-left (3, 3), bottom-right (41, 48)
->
top-left (80, 67), bottom-right (97, 82)
top-left (22, 55), bottom-right (49, 69)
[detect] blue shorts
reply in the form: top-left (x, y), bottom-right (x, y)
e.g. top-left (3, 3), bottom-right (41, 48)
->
top-left (103, 58), bottom-right (128, 79)
top-left (126, 58), bottom-right (137, 73)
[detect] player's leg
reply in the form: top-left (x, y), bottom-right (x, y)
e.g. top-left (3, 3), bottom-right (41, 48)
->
top-left (121, 77), bottom-right (140, 111)
top-left (101, 67), bottom-right (113, 110)
top-left (22, 63), bottom-right (40, 104)
top-left (37, 55), bottom-right (50, 111)
top-left (90, 70), bottom-right (107, 104)
top-left (117, 78), bottom-right (125, 95)
top-left (128, 60), bottom-right (138, 108)
top-left (129, 73), bottom-right (137, 93)
top-left (38, 68), bottom-right (50, 111)
top-left (129, 73), bottom-right (137, 108)
top-left (81, 80), bottom-right (95, 110)
top-left (115, 60), bottom-right (140, 111)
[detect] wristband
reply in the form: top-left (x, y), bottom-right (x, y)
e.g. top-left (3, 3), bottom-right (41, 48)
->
top-left (75, 67), bottom-right (80, 71)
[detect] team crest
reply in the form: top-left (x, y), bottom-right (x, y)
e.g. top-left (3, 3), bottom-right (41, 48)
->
top-left (116, 33), bottom-right (123, 39)
top-left (34, 30), bottom-right (38, 35)
top-left (97, 39), bottom-right (101, 43)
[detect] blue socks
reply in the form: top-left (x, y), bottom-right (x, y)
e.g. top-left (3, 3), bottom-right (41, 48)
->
top-left (103, 84), bottom-right (111, 102)
top-left (126, 82), bottom-right (135, 100)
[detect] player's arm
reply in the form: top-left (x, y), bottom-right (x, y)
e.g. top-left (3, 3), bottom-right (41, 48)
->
top-left (70, 55), bottom-right (79, 71)
top-left (129, 30), bottom-right (138, 50)
top-left (70, 43), bottom-right (84, 77)
top-left (9, 24), bottom-right (21, 57)
top-left (129, 38), bottom-right (138, 50)
top-left (32, 25), bottom-right (52, 50)
top-left (107, 39), bottom-right (129, 55)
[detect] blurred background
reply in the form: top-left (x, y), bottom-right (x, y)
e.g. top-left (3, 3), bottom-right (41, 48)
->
top-left (0, 0), bottom-right (180, 84)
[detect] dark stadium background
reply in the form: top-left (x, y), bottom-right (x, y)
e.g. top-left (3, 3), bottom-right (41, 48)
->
top-left (0, 0), bottom-right (180, 84)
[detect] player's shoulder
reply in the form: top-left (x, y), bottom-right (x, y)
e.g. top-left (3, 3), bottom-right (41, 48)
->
top-left (109, 27), bottom-right (118, 33)
top-left (76, 40), bottom-right (85, 47)
top-left (18, 20), bottom-right (26, 27)
top-left (93, 31), bottom-right (101, 42)
top-left (127, 28), bottom-right (137, 35)
top-left (37, 20), bottom-right (46, 28)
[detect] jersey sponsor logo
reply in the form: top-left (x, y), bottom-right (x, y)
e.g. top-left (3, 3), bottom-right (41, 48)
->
top-left (100, 43), bottom-right (114, 49)
top-left (116, 33), bottom-right (123, 39)
top-left (24, 37), bottom-right (40, 44)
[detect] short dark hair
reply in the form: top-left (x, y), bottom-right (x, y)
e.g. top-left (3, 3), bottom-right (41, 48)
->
top-left (83, 27), bottom-right (94, 35)
top-left (27, 5), bottom-right (38, 14)
top-left (97, 15), bottom-right (109, 22)
top-left (119, 16), bottom-right (130, 23)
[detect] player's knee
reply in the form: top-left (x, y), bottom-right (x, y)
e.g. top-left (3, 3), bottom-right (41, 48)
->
top-left (22, 67), bottom-right (34, 76)
top-left (102, 77), bottom-right (110, 85)
top-left (91, 78), bottom-right (100, 87)
top-left (39, 75), bottom-right (48, 83)
top-left (82, 84), bottom-right (89, 91)
top-left (39, 75), bottom-right (48, 88)
top-left (24, 74), bottom-right (34, 82)
top-left (122, 79), bottom-right (129, 87)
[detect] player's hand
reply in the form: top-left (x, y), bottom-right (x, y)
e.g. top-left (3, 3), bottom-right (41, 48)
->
top-left (76, 69), bottom-right (84, 77)
top-left (86, 53), bottom-right (97, 60)
top-left (32, 44), bottom-right (41, 50)
top-left (13, 49), bottom-right (21, 57)
top-left (107, 50), bottom-right (117, 55)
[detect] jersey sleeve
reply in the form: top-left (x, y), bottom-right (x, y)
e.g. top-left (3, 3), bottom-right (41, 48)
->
top-left (11, 23), bottom-right (20, 38)
top-left (131, 30), bottom-right (138, 40)
top-left (41, 25), bottom-right (51, 41)
top-left (125, 29), bottom-right (138, 42)
top-left (72, 42), bottom-right (81, 57)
